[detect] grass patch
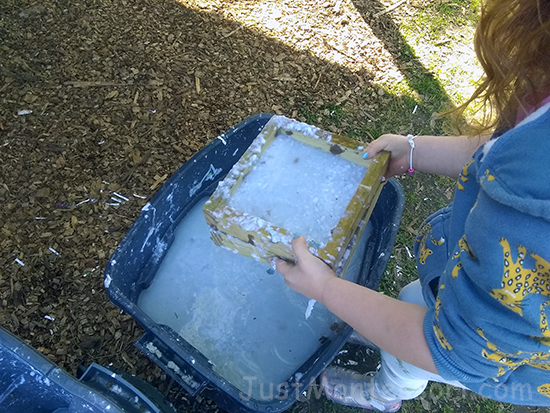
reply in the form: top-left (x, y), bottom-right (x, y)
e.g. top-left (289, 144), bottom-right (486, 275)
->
top-left (289, 2), bottom-right (519, 412)
top-left (320, 103), bottom-right (346, 127)
top-left (412, 0), bottom-right (480, 41)
top-left (395, 0), bottom-right (483, 112)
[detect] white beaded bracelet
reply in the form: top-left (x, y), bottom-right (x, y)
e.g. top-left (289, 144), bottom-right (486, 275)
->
top-left (407, 134), bottom-right (416, 175)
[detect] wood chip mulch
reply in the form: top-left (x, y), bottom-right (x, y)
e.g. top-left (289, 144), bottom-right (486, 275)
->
top-left (1, 0), bottom-right (409, 411)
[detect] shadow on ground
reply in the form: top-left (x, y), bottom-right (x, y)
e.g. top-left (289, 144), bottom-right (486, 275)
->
top-left (351, 0), bottom-right (453, 111)
top-left (1, 0), bottom-right (459, 411)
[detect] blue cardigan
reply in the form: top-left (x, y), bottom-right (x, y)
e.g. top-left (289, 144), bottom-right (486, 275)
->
top-left (416, 104), bottom-right (550, 405)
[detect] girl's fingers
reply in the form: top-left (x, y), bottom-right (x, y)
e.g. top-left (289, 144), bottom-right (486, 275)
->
top-left (274, 258), bottom-right (293, 275)
top-left (363, 135), bottom-right (392, 159)
top-left (291, 236), bottom-right (310, 260)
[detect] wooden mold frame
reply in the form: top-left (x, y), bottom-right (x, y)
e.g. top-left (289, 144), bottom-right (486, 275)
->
top-left (203, 115), bottom-right (389, 269)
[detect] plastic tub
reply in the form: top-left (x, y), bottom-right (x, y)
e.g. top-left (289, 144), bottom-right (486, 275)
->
top-left (0, 325), bottom-right (176, 413)
top-left (104, 113), bottom-right (404, 413)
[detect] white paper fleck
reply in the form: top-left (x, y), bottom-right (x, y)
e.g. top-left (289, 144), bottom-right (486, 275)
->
top-left (305, 299), bottom-right (316, 320)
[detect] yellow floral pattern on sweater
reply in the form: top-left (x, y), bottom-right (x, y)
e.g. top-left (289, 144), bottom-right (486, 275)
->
top-left (467, 239), bottom-right (550, 376)
top-left (457, 160), bottom-right (474, 191)
top-left (538, 384), bottom-right (550, 399)
top-left (450, 235), bottom-right (476, 279)
top-left (433, 288), bottom-right (453, 350)
top-left (482, 168), bottom-right (496, 183)
top-left (417, 223), bottom-right (445, 265)
top-left (477, 328), bottom-right (550, 376)
top-left (490, 238), bottom-right (550, 339)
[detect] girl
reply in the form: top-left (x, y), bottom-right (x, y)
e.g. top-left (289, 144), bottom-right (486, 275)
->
top-left (275, 0), bottom-right (550, 410)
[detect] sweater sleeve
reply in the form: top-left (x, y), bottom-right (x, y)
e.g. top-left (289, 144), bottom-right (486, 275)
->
top-left (423, 114), bottom-right (550, 404)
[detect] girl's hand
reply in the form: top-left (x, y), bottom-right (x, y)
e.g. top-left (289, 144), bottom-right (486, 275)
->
top-left (275, 236), bottom-right (336, 302)
top-left (363, 134), bottom-right (410, 178)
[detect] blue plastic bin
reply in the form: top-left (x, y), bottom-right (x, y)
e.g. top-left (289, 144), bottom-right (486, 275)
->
top-left (0, 325), bottom-right (176, 413)
top-left (104, 113), bottom-right (405, 413)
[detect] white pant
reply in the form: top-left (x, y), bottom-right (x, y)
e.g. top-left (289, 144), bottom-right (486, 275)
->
top-left (372, 279), bottom-right (467, 401)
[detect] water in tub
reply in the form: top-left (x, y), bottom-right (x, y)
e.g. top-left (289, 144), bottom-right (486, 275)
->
top-left (138, 198), bottom-right (372, 400)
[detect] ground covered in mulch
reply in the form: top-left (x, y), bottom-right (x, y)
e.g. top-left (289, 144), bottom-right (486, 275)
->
top-left (1, 0), bottom-right (434, 411)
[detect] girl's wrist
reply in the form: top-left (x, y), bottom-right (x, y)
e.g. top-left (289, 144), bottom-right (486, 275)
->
top-left (319, 274), bottom-right (339, 304)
